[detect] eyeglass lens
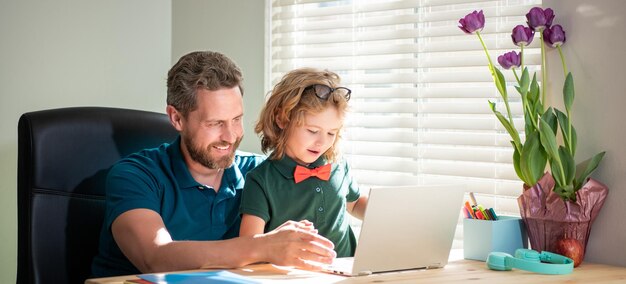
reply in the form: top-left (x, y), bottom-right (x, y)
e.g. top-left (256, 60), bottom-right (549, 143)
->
top-left (311, 84), bottom-right (351, 101)
top-left (313, 85), bottom-right (332, 99)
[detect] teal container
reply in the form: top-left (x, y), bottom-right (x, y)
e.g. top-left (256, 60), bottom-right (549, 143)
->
top-left (463, 216), bottom-right (528, 261)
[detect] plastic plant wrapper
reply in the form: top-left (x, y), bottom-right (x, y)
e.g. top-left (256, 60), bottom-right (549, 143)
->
top-left (518, 172), bottom-right (608, 256)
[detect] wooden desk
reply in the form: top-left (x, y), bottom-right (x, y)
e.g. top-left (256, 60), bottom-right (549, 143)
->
top-left (86, 258), bottom-right (626, 284)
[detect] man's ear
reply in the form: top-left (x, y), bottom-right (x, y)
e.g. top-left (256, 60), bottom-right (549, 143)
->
top-left (166, 105), bottom-right (184, 131)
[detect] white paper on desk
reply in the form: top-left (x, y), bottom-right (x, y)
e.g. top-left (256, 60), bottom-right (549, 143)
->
top-left (139, 270), bottom-right (260, 284)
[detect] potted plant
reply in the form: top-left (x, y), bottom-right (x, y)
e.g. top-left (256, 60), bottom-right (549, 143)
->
top-left (459, 8), bottom-right (608, 267)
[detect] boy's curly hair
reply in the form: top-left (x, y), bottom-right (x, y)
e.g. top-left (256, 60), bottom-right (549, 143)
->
top-left (255, 68), bottom-right (349, 162)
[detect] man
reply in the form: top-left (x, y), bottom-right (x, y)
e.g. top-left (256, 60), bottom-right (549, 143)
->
top-left (91, 51), bottom-right (336, 277)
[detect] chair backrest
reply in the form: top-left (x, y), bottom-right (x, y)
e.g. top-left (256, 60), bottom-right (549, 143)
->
top-left (17, 107), bottom-right (178, 284)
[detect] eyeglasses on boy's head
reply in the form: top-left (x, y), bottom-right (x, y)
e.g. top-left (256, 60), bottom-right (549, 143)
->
top-left (304, 84), bottom-right (351, 101)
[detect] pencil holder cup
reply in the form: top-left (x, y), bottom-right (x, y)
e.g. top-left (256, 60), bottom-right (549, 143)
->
top-left (463, 216), bottom-right (528, 261)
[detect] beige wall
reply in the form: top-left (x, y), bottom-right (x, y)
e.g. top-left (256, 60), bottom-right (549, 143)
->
top-left (1, 0), bottom-right (265, 281)
top-left (0, 1), bottom-right (172, 282)
top-left (172, 0), bottom-right (266, 153)
top-left (544, 0), bottom-right (626, 267)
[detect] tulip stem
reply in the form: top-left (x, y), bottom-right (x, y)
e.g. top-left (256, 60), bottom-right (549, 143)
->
top-left (512, 68), bottom-right (520, 83)
top-left (477, 31), bottom-right (515, 128)
top-left (540, 31), bottom-right (547, 112)
top-left (476, 32), bottom-right (496, 80)
top-left (557, 45), bottom-right (568, 77)
top-left (513, 68), bottom-right (538, 131)
top-left (556, 45), bottom-right (573, 154)
top-left (519, 45), bottom-right (534, 130)
top-left (519, 44), bottom-right (524, 72)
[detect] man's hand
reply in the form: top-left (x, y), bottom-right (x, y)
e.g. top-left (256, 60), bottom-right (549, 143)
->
top-left (256, 220), bottom-right (336, 270)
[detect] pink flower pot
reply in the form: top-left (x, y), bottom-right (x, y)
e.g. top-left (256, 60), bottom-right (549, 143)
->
top-left (518, 173), bottom-right (608, 260)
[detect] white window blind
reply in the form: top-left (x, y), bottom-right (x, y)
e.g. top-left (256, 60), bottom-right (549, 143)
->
top-left (269, 0), bottom-right (542, 226)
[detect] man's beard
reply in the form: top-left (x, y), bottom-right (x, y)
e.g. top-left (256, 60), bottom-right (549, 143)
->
top-left (184, 135), bottom-right (243, 169)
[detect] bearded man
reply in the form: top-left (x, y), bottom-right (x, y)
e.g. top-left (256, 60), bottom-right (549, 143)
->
top-left (91, 51), bottom-right (336, 278)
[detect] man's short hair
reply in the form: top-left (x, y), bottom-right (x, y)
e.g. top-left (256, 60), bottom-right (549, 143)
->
top-left (167, 51), bottom-right (243, 117)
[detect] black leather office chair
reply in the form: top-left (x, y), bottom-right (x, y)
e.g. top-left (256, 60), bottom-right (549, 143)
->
top-left (17, 107), bottom-right (178, 284)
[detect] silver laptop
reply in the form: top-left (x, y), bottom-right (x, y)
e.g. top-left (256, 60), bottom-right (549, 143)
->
top-left (324, 184), bottom-right (465, 276)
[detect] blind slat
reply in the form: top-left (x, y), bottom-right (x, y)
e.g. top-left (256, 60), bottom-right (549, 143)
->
top-left (272, 53), bottom-right (541, 72)
top-left (345, 129), bottom-right (517, 147)
top-left (348, 156), bottom-right (519, 180)
top-left (344, 86), bottom-right (522, 99)
top-left (346, 115), bottom-right (525, 132)
top-left (272, 38), bottom-right (542, 59)
top-left (343, 142), bottom-right (514, 163)
top-left (350, 101), bottom-right (524, 115)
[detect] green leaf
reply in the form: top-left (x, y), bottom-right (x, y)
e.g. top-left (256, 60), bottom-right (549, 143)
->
top-left (539, 118), bottom-right (565, 185)
top-left (542, 107), bottom-right (558, 134)
top-left (494, 68), bottom-right (508, 100)
top-left (539, 119), bottom-right (559, 160)
top-left (511, 142), bottom-right (528, 185)
top-left (574, 151), bottom-right (606, 190)
top-left (489, 101), bottom-right (521, 150)
top-left (564, 185), bottom-right (577, 202)
top-left (554, 108), bottom-right (568, 127)
top-left (528, 74), bottom-right (540, 104)
top-left (550, 157), bottom-right (566, 188)
top-left (518, 68), bottom-right (535, 134)
top-left (558, 146), bottom-right (576, 185)
top-left (519, 67), bottom-right (530, 95)
top-left (554, 108), bottom-right (577, 156)
top-left (563, 72), bottom-right (575, 114)
top-left (533, 100), bottom-right (544, 118)
top-left (571, 125), bottom-right (578, 157)
top-left (554, 186), bottom-right (566, 200)
top-left (518, 143), bottom-right (532, 185)
top-left (556, 184), bottom-right (577, 202)
top-left (520, 131), bottom-right (548, 185)
top-left (524, 111), bottom-right (536, 135)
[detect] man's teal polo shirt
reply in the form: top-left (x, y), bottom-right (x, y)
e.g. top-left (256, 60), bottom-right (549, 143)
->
top-left (240, 155), bottom-right (360, 257)
top-left (91, 136), bottom-right (264, 277)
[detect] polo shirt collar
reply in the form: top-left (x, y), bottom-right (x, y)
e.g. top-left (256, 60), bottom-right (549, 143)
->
top-left (223, 151), bottom-right (246, 191)
top-left (168, 136), bottom-right (198, 189)
top-left (168, 136), bottom-right (240, 195)
top-left (273, 154), bottom-right (328, 180)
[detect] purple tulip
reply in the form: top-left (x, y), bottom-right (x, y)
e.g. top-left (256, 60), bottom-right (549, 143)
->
top-left (498, 51), bottom-right (521, 70)
top-left (459, 10), bottom-right (485, 34)
top-left (543, 24), bottom-right (566, 47)
top-left (526, 7), bottom-right (555, 31)
top-left (511, 25), bottom-right (535, 46)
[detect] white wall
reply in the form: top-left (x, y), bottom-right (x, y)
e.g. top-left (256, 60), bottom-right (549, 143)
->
top-left (171, 0), bottom-right (266, 153)
top-left (1, 0), bottom-right (266, 282)
top-left (544, 0), bottom-right (626, 267)
top-left (0, 0), bottom-right (172, 282)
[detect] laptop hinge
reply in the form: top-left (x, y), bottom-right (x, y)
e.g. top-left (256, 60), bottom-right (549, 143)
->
top-left (426, 263), bottom-right (442, 269)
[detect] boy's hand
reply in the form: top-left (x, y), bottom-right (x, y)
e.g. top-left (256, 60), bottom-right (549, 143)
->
top-left (258, 220), bottom-right (336, 270)
top-left (275, 220), bottom-right (318, 233)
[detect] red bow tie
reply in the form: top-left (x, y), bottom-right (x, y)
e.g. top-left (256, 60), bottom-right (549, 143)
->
top-left (293, 164), bottom-right (332, 183)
